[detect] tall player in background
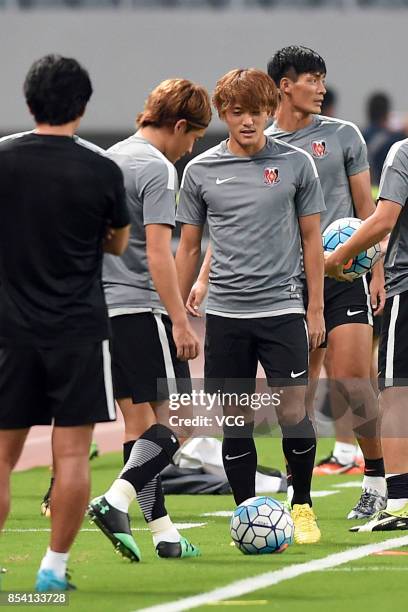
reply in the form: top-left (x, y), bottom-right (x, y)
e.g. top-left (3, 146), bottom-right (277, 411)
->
top-left (0, 54), bottom-right (130, 591)
top-left (326, 137), bottom-right (408, 531)
top-left (266, 45), bottom-right (386, 520)
top-left (88, 79), bottom-right (211, 561)
top-left (176, 68), bottom-right (326, 544)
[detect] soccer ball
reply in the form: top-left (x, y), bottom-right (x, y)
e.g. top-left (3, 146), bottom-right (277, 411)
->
top-left (230, 496), bottom-right (294, 555)
top-left (322, 217), bottom-right (381, 280)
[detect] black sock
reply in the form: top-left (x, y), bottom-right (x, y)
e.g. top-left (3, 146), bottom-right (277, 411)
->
top-left (123, 438), bottom-right (168, 522)
top-left (119, 424), bottom-right (179, 493)
top-left (137, 475), bottom-right (167, 523)
top-left (123, 440), bottom-right (136, 464)
top-left (222, 422), bottom-right (257, 506)
top-left (281, 415), bottom-right (316, 507)
top-left (386, 473), bottom-right (408, 500)
top-left (364, 457), bottom-right (385, 478)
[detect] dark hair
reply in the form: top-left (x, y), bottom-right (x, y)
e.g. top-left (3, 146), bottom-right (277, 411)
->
top-left (367, 92), bottom-right (390, 124)
top-left (24, 54), bottom-right (93, 125)
top-left (267, 45), bottom-right (326, 87)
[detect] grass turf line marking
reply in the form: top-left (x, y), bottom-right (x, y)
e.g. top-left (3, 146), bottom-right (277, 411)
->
top-left (3, 522), bottom-right (207, 534)
top-left (134, 535), bottom-right (408, 612)
top-left (201, 493), bottom-right (339, 517)
top-left (333, 482), bottom-right (362, 488)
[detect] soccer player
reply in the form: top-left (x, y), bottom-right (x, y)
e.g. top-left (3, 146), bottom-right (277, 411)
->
top-left (325, 137), bottom-right (408, 530)
top-left (265, 45), bottom-right (387, 519)
top-left (88, 79), bottom-right (212, 560)
top-left (0, 54), bottom-right (130, 591)
top-left (176, 68), bottom-right (326, 544)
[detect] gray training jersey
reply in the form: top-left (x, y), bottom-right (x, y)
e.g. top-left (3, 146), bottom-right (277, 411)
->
top-left (103, 135), bottom-right (178, 312)
top-left (266, 115), bottom-right (369, 232)
top-left (378, 138), bottom-right (408, 298)
top-left (177, 137), bottom-right (326, 315)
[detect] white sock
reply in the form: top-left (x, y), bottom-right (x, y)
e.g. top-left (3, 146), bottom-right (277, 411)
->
top-left (386, 498), bottom-right (408, 512)
top-left (363, 476), bottom-right (387, 497)
top-left (287, 485), bottom-right (294, 505)
top-left (333, 441), bottom-right (355, 466)
top-left (105, 479), bottom-right (136, 513)
top-left (354, 444), bottom-right (364, 461)
top-left (149, 515), bottom-right (180, 547)
top-left (39, 548), bottom-right (69, 580)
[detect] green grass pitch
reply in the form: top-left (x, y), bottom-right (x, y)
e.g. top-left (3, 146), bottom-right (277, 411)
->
top-left (2, 438), bottom-right (407, 612)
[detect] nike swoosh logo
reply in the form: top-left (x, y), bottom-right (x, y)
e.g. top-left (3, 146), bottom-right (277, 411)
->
top-left (293, 444), bottom-right (315, 455)
top-left (216, 177), bottom-right (236, 185)
top-left (225, 452), bottom-right (251, 461)
top-left (290, 370), bottom-right (306, 378)
top-left (347, 309), bottom-right (364, 316)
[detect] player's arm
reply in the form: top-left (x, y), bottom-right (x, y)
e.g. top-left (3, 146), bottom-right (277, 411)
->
top-left (182, 242), bottom-right (211, 317)
top-left (175, 224), bottom-right (203, 305)
top-left (325, 200), bottom-right (401, 279)
top-left (349, 169), bottom-right (386, 313)
top-left (103, 225), bottom-right (130, 255)
top-left (299, 213), bottom-right (326, 351)
top-left (146, 223), bottom-right (199, 361)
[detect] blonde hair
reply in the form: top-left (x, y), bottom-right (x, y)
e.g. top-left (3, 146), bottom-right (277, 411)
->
top-left (213, 68), bottom-right (278, 117)
top-left (137, 78), bottom-right (211, 131)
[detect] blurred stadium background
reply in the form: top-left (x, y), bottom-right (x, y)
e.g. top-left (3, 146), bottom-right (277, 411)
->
top-left (1, 0), bottom-right (407, 175)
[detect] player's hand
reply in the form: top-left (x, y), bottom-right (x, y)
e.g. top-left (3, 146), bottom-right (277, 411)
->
top-left (306, 307), bottom-right (326, 351)
top-left (369, 262), bottom-right (386, 317)
top-left (186, 280), bottom-right (208, 317)
top-left (324, 251), bottom-right (353, 282)
top-left (172, 320), bottom-right (200, 361)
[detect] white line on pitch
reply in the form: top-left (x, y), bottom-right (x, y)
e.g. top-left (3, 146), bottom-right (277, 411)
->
top-left (3, 522), bottom-right (207, 534)
top-left (333, 482), bottom-right (362, 488)
top-left (133, 535), bottom-right (408, 612)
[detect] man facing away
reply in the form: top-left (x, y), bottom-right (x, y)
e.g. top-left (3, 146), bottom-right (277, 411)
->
top-left (0, 54), bottom-right (130, 591)
top-left (88, 79), bottom-right (212, 560)
top-left (176, 68), bottom-right (326, 544)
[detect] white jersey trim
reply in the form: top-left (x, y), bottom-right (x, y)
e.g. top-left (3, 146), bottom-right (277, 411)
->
top-left (385, 294), bottom-right (400, 387)
top-left (318, 115), bottom-right (366, 145)
top-left (147, 143), bottom-right (177, 190)
top-left (379, 138), bottom-right (408, 196)
top-left (181, 143), bottom-right (223, 189)
top-left (0, 130), bottom-right (32, 144)
top-left (264, 132), bottom-right (319, 179)
top-left (206, 307), bottom-right (305, 319)
top-left (74, 135), bottom-right (106, 156)
top-left (109, 307), bottom-right (167, 318)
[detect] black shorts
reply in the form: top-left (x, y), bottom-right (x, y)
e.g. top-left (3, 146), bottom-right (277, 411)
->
top-left (204, 313), bottom-right (309, 394)
top-left (110, 313), bottom-right (191, 404)
top-left (303, 276), bottom-right (372, 348)
top-left (0, 340), bottom-right (116, 429)
top-left (378, 291), bottom-right (408, 390)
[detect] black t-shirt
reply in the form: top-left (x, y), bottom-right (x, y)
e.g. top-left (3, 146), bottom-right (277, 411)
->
top-left (0, 132), bottom-right (129, 347)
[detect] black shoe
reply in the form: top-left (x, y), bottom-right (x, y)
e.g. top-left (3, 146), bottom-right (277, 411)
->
top-left (88, 496), bottom-right (141, 562)
top-left (156, 537), bottom-right (200, 559)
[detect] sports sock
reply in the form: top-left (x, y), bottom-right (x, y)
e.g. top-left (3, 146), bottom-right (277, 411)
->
top-left (119, 424), bottom-right (179, 492)
top-left (333, 441), bottom-right (355, 465)
top-left (222, 421), bottom-right (257, 505)
top-left (386, 473), bottom-right (408, 512)
top-left (105, 478), bottom-right (136, 513)
top-left (363, 457), bottom-right (386, 495)
top-left (286, 462), bottom-right (293, 503)
top-left (39, 548), bottom-right (69, 581)
top-left (123, 439), bottom-right (136, 464)
top-left (149, 515), bottom-right (180, 547)
top-left (281, 415), bottom-right (316, 507)
top-left (354, 443), bottom-right (364, 461)
top-left (123, 437), bottom-right (170, 523)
